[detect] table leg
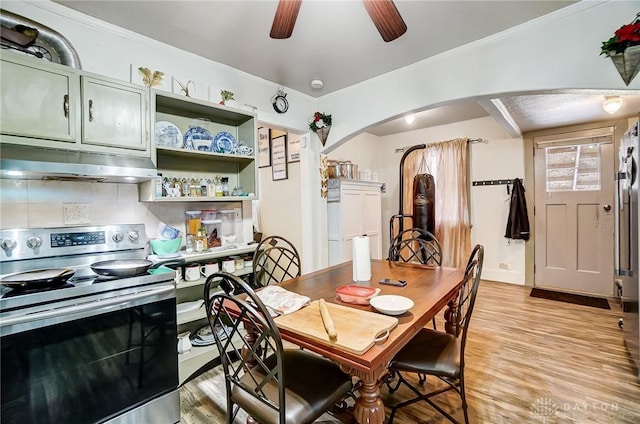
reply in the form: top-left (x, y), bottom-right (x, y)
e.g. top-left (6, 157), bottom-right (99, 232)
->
top-left (444, 291), bottom-right (460, 336)
top-left (350, 368), bottom-right (386, 424)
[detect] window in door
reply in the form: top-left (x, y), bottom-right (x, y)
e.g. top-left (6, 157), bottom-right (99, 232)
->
top-left (545, 144), bottom-right (601, 192)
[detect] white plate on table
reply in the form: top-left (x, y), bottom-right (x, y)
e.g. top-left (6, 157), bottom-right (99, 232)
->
top-left (370, 295), bottom-right (414, 316)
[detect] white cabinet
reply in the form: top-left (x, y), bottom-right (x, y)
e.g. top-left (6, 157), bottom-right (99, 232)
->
top-left (0, 50), bottom-right (150, 157)
top-left (327, 179), bottom-right (383, 266)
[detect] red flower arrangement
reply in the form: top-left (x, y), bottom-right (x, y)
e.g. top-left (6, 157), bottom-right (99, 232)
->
top-left (309, 111), bottom-right (332, 132)
top-left (601, 16), bottom-right (640, 55)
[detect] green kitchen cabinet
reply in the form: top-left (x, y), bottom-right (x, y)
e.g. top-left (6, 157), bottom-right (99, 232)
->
top-left (80, 76), bottom-right (148, 154)
top-left (0, 54), bottom-right (80, 145)
top-left (1, 50), bottom-right (150, 157)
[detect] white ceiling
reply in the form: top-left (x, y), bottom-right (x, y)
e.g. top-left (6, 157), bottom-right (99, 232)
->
top-left (52, 0), bottom-right (640, 136)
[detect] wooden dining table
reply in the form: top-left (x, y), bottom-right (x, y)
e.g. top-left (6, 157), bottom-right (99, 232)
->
top-left (255, 259), bottom-right (466, 424)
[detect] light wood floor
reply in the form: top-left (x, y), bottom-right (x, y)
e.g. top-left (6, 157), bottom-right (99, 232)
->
top-left (180, 280), bottom-right (640, 423)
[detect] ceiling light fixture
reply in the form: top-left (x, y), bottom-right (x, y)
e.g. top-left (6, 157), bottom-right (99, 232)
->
top-left (404, 114), bottom-right (415, 125)
top-left (310, 79), bottom-right (323, 89)
top-left (602, 96), bottom-right (624, 114)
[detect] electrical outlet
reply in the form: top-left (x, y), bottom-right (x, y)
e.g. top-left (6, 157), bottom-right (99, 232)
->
top-left (234, 208), bottom-right (242, 221)
top-left (498, 262), bottom-right (510, 270)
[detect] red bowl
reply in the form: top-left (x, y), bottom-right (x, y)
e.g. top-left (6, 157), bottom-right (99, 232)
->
top-left (335, 285), bottom-right (380, 305)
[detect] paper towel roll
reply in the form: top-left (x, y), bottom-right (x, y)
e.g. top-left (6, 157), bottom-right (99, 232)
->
top-left (352, 236), bottom-right (371, 282)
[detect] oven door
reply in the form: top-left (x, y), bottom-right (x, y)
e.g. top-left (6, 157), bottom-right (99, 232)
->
top-left (1, 283), bottom-right (179, 424)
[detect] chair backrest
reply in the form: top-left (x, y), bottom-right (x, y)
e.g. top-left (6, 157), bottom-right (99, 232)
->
top-left (204, 272), bottom-right (287, 422)
top-left (456, 244), bottom-right (484, 366)
top-left (388, 227), bottom-right (442, 266)
top-left (253, 236), bottom-right (301, 287)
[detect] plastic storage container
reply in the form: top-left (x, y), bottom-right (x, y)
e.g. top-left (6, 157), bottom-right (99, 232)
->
top-left (202, 219), bottom-right (222, 248)
top-left (218, 210), bottom-right (236, 237)
top-left (185, 210), bottom-right (202, 236)
top-left (202, 209), bottom-right (217, 221)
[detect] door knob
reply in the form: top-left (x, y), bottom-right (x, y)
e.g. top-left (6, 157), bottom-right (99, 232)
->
top-left (603, 204), bottom-right (611, 212)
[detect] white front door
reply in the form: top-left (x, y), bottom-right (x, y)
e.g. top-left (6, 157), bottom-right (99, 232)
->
top-left (534, 128), bottom-right (615, 296)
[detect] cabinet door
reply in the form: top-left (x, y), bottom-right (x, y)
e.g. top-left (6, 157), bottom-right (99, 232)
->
top-left (1, 58), bottom-right (79, 143)
top-left (342, 190), bottom-right (364, 239)
top-left (81, 76), bottom-right (147, 152)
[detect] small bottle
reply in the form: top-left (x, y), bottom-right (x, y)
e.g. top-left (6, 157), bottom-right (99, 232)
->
top-left (200, 178), bottom-right (208, 197)
top-left (207, 178), bottom-right (216, 198)
top-left (195, 226), bottom-right (206, 253)
top-left (215, 175), bottom-right (223, 197)
top-left (155, 173), bottom-right (163, 198)
top-left (185, 234), bottom-right (194, 254)
top-left (222, 177), bottom-right (229, 196)
top-left (181, 178), bottom-right (190, 197)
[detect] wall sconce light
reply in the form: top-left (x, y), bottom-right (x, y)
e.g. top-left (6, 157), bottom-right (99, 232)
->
top-left (404, 114), bottom-right (415, 125)
top-left (602, 96), bottom-right (624, 114)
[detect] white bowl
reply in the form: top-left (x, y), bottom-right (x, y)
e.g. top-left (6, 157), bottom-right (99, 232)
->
top-left (370, 295), bottom-right (414, 316)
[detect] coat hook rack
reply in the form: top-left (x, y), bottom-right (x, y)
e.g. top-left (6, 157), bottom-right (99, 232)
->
top-left (472, 179), bottom-right (513, 186)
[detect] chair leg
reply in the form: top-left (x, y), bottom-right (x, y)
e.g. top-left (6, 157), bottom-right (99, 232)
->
top-left (418, 373), bottom-right (426, 385)
top-left (385, 369), bottom-right (402, 393)
top-left (460, 374), bottom-right (469, 424)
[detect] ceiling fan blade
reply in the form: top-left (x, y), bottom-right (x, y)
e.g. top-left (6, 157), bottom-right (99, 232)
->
top-left (362, 0), bottom-right (407, 42)
top-left (270, 0), bottom-right (302, 39)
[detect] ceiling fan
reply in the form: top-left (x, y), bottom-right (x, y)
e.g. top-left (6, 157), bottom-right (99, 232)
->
top-left (270, 0), bottom-right (407, 42)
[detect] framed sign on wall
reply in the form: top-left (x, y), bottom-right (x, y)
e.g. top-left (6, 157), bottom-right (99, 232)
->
top-left (258, 127), bottom-right (271, 168)
top-left (287, 133), bottom-right (301, 162)
top-left (271, 134), bottom-right (288, 181)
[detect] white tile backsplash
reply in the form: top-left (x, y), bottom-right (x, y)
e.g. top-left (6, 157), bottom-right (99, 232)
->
top-left (1, 180), bottom-right (250, 242)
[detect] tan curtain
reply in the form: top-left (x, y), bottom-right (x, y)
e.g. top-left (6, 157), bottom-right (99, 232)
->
top-left (400, 138), bottom-right (471, 268)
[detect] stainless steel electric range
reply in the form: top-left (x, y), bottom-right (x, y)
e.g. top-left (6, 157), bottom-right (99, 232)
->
top-left (0, 224), bottom-right (180, 424)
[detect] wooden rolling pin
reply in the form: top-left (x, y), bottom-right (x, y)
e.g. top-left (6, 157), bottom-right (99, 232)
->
top-left (319, 299), bottom-right (338, 342)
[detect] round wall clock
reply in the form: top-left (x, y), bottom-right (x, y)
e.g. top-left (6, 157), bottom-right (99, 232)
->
top-left (272, 92), bottom-right (289, 114)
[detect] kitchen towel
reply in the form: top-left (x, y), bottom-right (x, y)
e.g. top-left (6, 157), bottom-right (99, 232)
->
top-left (352, 235), bottom-right (372, 282)
top-left (253, 285), bottom-right (311, 317)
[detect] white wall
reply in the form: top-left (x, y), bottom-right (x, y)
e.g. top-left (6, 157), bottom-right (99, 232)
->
top-left (329, 132), bottom-right (382, 175)
top-left (469, 138), bottom-right (526, 284)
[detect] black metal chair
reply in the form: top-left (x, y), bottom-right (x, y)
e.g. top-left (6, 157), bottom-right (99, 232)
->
top-left (388, 227), bottom-right (442, 266)
top-left (389, 227), bottom-right (442, 333)
top-left (252, 235), bottom-right (301, 287)
top-left (385, 244), bottom-right (484, 424)
top-left (203, 272), bottom-right (352, 424)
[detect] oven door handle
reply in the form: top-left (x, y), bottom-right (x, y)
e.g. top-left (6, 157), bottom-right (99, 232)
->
top-left (1, 285), bottom-right (175, 327)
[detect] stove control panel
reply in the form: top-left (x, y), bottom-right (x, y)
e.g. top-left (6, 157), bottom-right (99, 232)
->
top-left (51, 231), bottom-right (106, 248)
top-left (0, 224), bottom-right (148, 262)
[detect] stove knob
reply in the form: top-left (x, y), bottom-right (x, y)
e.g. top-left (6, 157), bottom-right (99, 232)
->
top-left (112, 232), bottom-right (124, 243)
top-left (1, 239), bottom-right (17, 251)
top-left (26, 236), bottom-right (42, 249)
top-left (128, 231), bottom-right (140, 242)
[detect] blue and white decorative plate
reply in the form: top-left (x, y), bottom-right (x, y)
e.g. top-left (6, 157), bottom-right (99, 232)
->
top-left (212, 131), bottom-right (238, 154)
top-left (155, 121), bottom-right (183, 148)
top-left (184, 126), bottom-right (213, 151)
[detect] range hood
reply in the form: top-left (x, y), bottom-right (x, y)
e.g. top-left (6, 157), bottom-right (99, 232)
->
top-left (0, 144), bottom-right (157, 183)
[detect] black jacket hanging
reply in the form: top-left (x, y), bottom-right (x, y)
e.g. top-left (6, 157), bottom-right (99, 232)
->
top-left (505, 178), bottom-right (530, 240)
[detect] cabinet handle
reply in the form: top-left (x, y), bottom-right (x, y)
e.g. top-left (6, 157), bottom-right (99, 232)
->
top-left (63, 94), bottom-right (69, 118)
top-left (88, 99), bottom-right (94, 122)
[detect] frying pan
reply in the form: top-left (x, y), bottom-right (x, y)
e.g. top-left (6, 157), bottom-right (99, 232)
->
top-left (1, 268), bottom-right (76, 289)
top-left (90, 258), bottom-right (184, 278)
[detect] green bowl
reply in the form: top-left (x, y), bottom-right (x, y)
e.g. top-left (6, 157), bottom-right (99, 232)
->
top-left (150, 237), bottom-right (182, 256)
